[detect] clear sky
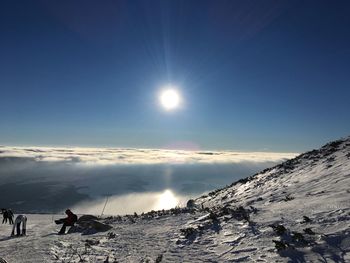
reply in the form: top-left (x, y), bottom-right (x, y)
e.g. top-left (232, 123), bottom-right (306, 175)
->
top-left (0, 0), bottom-right (349, 152)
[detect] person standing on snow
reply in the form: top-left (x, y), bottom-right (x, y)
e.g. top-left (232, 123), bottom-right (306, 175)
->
top-left (7, 209), bottom-right (14, 225)
top-left (1, 209), bottom-right (9, 224)
top-left (55, 209), bottom-right (78, 234)
top-left (11, 215), bottom-right (27, 236)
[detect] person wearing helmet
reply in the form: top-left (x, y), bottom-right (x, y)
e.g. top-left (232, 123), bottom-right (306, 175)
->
top-left (55, 209), bottom-right (78, 235)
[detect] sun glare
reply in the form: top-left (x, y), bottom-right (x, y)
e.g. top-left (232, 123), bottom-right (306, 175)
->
top-left (159, 88), bottom-right (180, 110)
top-left (155, 189), bottom-right (178, 210)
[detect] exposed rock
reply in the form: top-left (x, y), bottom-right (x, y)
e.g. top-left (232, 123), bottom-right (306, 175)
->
top-left (186, 199), bottom-right (195, 208)
top-left (68, 216), bottom-right (112, 235)
top-left (77, 214), bottom-right (98, 223)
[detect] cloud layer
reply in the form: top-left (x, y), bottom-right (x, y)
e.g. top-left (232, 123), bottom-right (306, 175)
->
top-left (0, 146), bottom-right (298, 214)
top-left (0, 146), bottom-right (297, 165)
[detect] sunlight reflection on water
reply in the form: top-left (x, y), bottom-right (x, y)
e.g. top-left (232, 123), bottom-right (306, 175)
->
top-left (72, 189), bottom-right (189, 216)
top-left (154, 189), bottom-right (178, 210)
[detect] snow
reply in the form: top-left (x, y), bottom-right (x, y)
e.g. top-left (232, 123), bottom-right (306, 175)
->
top-left (0, 215), bottom-right (57, 262)
top-left (0, 137), bottom-right (349, 262)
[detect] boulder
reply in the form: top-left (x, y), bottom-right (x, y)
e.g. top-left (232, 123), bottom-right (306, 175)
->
top-left (68, 215), bottom-right (112, 235)
top-left (77, 214), bottom-right (98, 223)
top-left (186, 199), bottom-right (196, 208)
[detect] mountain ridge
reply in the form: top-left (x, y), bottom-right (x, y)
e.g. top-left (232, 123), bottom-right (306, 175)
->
top-left (198, 135), bottom-right (350, 203)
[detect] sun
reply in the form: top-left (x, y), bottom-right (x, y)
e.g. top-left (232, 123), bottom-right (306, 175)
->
top-left (159, 88), bottom-right (181, 110)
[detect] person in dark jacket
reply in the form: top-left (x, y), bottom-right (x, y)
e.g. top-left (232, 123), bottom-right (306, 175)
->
top-left (2, 209), bottom-right (8, 224)
top-left (7, 209), bottom-right (14, 225)
top-left (55, 209), bottom-right (78, 234)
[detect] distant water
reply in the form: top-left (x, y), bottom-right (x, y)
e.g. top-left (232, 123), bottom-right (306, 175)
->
top-left (0, 146), bottom-right (296, 215)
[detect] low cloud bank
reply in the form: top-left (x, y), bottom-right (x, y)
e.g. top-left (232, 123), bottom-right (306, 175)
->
top-left (0, 146), bottom-right (298, 214)
top-left (0, 146), bottom-right (297, 165)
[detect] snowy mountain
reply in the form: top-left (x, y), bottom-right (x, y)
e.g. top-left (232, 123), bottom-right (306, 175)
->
top-left (0, 136), bottom-right (349, 262)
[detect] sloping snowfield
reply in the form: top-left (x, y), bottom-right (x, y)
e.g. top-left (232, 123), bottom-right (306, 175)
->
top-left (0, 137), bottom-right (349, 262)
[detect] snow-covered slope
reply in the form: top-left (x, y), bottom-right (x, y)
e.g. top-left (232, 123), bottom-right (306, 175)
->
top-left (0, 137), bottom-right (349, 262)
top-left (191, 136), bottom-right (350, 262)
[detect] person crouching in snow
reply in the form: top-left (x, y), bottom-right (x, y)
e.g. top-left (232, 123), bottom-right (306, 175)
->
top-left (11, 215), bottom-right (27, 236)
top-left (55, 209), bottom-right (78, 234)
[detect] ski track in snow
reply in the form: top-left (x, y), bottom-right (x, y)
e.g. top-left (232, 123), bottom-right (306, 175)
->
top-left (0, 137), bottom-right (349, 262)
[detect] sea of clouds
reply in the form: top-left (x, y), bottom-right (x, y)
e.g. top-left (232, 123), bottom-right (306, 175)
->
top-left (0, 146), bottom-right (297, 215)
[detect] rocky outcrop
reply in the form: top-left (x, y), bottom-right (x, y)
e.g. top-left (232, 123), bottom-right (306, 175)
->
top-left (68, 215), bottom-right (112, 235)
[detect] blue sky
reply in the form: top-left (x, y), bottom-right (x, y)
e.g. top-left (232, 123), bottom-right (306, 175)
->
top-left (0, 0), bottom-right (349, 152)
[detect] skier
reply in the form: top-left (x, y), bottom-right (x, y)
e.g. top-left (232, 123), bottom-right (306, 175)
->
top-left (11, 215), bottom-right (27, 236)
top-left (55, 209), bottom-right (78, 234)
